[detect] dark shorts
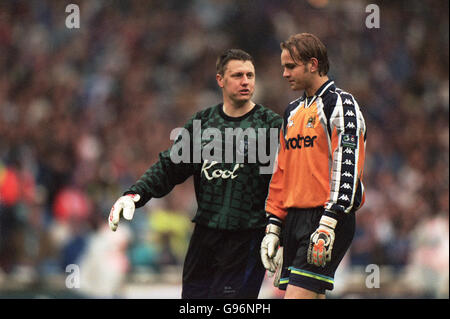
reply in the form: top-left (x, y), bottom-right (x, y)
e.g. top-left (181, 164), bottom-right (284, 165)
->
top-left (182, 223), bottom-right (266, 299)
top-left (279, 207), bottom-right (355, 294)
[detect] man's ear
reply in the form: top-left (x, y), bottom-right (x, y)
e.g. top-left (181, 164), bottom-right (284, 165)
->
top-left (309, 58), bottom-right (319, 73)
top-left (216, 73), bottom-right (224, 88)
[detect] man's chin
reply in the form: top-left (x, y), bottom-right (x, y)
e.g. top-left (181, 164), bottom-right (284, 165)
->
top-left (291, 86), bottom-right (304, 92)
top-left (233, 97), bottom-right (252, 107)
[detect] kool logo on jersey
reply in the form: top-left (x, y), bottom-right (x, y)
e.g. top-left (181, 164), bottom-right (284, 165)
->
top-left (201, 159), bottom-right (241, 180)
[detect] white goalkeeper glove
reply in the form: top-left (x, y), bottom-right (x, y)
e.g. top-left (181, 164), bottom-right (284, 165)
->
top-left (260, 215), bottom-right (282, 274)
top-left (108, 194), bottom-right (140, 232)
top-left (307, 213), bottom-right (337, 267)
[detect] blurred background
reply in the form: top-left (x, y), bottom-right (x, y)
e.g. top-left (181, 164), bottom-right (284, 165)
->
top-left (0, 0), bottom-right (448, 299)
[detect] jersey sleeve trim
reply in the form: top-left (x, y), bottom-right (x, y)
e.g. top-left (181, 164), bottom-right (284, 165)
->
top-left (325, 89), bottom-right (366, 214)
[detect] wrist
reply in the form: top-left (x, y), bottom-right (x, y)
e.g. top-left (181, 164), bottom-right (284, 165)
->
top-left (123, 191), bottom-right (149, 208)
top-left (265, 224), bottom-right (281, 236)
top-left (320, 213), bottom-right (338, 229)
top-left (266, 214), bottom-right (282, 236)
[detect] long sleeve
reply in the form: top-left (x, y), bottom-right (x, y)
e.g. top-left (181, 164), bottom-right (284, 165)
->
top-left (324, 91), bottom-right (366, 215)
top-left (124, 114), bottom-right (197, 208)
top-left (265, 127), bottom-right (288, 221)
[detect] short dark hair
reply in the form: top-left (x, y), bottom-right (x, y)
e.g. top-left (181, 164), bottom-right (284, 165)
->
top-left (216, 49), bottom-right (255, 76)
top-left (280, 33), bottom-right (329, 76)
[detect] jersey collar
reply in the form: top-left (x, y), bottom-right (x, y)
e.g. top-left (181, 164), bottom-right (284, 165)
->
top-left (302, 79), bottom-right (335, 108)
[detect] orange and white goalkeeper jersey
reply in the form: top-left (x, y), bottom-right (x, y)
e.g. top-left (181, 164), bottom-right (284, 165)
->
top-left (265, 80), bottom-right (366, 220)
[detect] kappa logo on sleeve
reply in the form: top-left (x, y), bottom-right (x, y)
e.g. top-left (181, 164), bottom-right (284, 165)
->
top-left (341, 134), bottom-right (358, 149)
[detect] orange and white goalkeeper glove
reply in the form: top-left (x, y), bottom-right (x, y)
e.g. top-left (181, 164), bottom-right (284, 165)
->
top-left (108, 194), bottom-right (140, 231)
top-left (307, 214), bottom-right (337, 267)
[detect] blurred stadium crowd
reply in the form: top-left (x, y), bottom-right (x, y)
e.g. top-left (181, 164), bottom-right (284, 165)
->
top-left (0, 0), bottom-right (448, 298)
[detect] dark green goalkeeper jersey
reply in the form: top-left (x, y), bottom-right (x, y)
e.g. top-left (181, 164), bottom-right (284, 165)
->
top-left (124, 103), bottom-right (282, 230)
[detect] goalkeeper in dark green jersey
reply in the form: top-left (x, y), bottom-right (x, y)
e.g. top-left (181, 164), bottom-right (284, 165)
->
top-left (108, 49), bottom-right (282, 298)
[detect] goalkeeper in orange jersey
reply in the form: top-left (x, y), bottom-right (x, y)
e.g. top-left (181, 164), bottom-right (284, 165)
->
top-left (260, 33), bottom-right (367, 299)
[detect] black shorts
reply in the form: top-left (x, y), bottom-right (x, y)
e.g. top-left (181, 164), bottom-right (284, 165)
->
top-left (279, 207), bottom-right (355, 294)
top-left (181, 223), bottom-right (266, 299)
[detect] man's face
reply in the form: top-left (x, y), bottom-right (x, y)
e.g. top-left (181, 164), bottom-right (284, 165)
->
top-left (281, 49), bottom-right (311, 91)
top-left (217, 60), bottom-right (255, 106)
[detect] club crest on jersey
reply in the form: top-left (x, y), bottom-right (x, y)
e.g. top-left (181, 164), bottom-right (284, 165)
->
top-left (306, 115), bottom-right (316, 128)
top-left (287, 119), bottom-right (294, 127)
